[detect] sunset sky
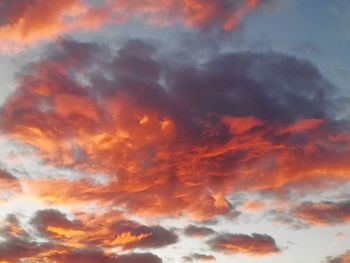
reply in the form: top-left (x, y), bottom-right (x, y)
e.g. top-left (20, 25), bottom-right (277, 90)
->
top-left (0, 1), bottom-right (350, 262)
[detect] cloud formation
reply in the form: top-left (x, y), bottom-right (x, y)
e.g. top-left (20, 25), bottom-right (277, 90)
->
top-left (183, 253), bottom-right (216, 262)
top-left (293, 200), bottom-right (350, 225)
top-left (30, 209), bottom-right (177, 249)
top-left (0, 208), bottom-right (172, 262)
top-left (0, 169), bottom-right (21, 201)
top-left (1, 38), bottom-right (349, 223)
top-left (208, 233), bottom-right (281, 256)
top-left (0, 1), bottom-right (349, 262)
top-left (184, 224), bottom-right (215, 237)
top-left (0, 0), bottom-right (107, 53)
top-left (0, 0), bottom-right (263, 53)
top-left (47, 250), bottom-right (162, 263)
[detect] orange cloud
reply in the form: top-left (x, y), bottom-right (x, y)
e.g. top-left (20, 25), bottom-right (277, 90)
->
top-left (2, 39), bottom-right (350, 222)
top-left (0, 0), bottom-right (262, 53)
top-left (0, 169), bottom-right (21, 202)
top-left (29, 209), bottom-right (177, 252)
top-left (209, 233), bottom-right (281, 256)
top-left (243, 200), bottom-right (266, 211)
top-left (0, 215), bottom-right (26, 238)
top-left (293, 200), bottom-right (350, 225)
top-left (0, 0), bottom-right (107, 53)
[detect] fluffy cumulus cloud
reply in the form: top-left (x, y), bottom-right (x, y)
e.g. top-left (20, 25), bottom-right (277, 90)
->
top-left (208, 233), bottom-right (281, 256)
top-left (0, 0), bottom-right (264, 53)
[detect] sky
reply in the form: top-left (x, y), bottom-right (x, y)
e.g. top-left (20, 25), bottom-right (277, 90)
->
top-left (0, 0), bottom-right (349, 262)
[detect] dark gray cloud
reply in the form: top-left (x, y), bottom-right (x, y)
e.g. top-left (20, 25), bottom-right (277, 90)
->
top-left (31, 209), bottom-right (84, 238)
top-left (115, 253), bottom-right (162, 263)
top-left (48, 248), bottom-right (163, 263)
top-left (184, 224), bottom-right (215, 237)
top-left (0, 236), bottom-right (52, 262)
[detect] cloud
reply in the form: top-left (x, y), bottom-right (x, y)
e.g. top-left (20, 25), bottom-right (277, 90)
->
top-left (184, 224), bottom-right (215, 237)
top-left (0, 236), bottom-right (52, 262)
top-left (0, 0), bottom-right (107, 53)
top-left (0, 214), bottom-right (27, 239)
top-left (292, 200), bottom-right (350, 225)
top-left (208, 233), bottom-right (281, 256)
top-left (0, 169), bottom-right (22, 201)
top-left (105, 219), bottom-right (178, 249)
top-left (0, 208), bottom-right (172, 262)
top-left (336, 232), bottom-right (347, 240)
top-left (242, 200), bottom-right (266, 211)
top-left (109, 0), bottom-right (262, 30)
top-left (268, 209), bottom-right (309, 230)
top-left (46, 248), bottom-right (162, 263)
top-left (330, 0), bottom-right (350, 37)
top-left (324, 250), bottom-right (350, 263)
top-left (47, 248), bottom-right (117, 263)
top-left (0, 169), bottom-right (21, 189)
top-left (0, 0), bottom-right (265, 53)
top-left (183, 253), bottom-right (216, 262)
top-left (115, 253), bottom-right (163, 263)
top-left (0, 233), bottom-right (163, 263)
top-left (29, 209), bottom-right (177, 250)
top-left (31, 209), bottom-right (86, 240)
top-left (1, 38), bottom-right (350, 222)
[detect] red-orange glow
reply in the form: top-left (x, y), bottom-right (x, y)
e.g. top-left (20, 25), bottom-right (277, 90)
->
top-left (0, 0), bottom-right (261, 52)
top-left (279, 118), bottom-right (324, 134)
top-left (243, 200), bottom-right (266, 211)
top-left (210, 233), bottom-right (281, 256)
top-left (108, 232), bottom-right (152, 246)
top-left (46, 226), bottom-right (85, 237)
top-left (0, 0), bottom-right (100, 53)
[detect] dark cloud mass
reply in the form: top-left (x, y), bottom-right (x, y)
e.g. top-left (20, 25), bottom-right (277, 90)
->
top-left (47, 249), bottom-right (162, 263)
top-left (1, 38), bottom-right (349, 222)
top-left (0, 22), bottom-right (349, 262)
